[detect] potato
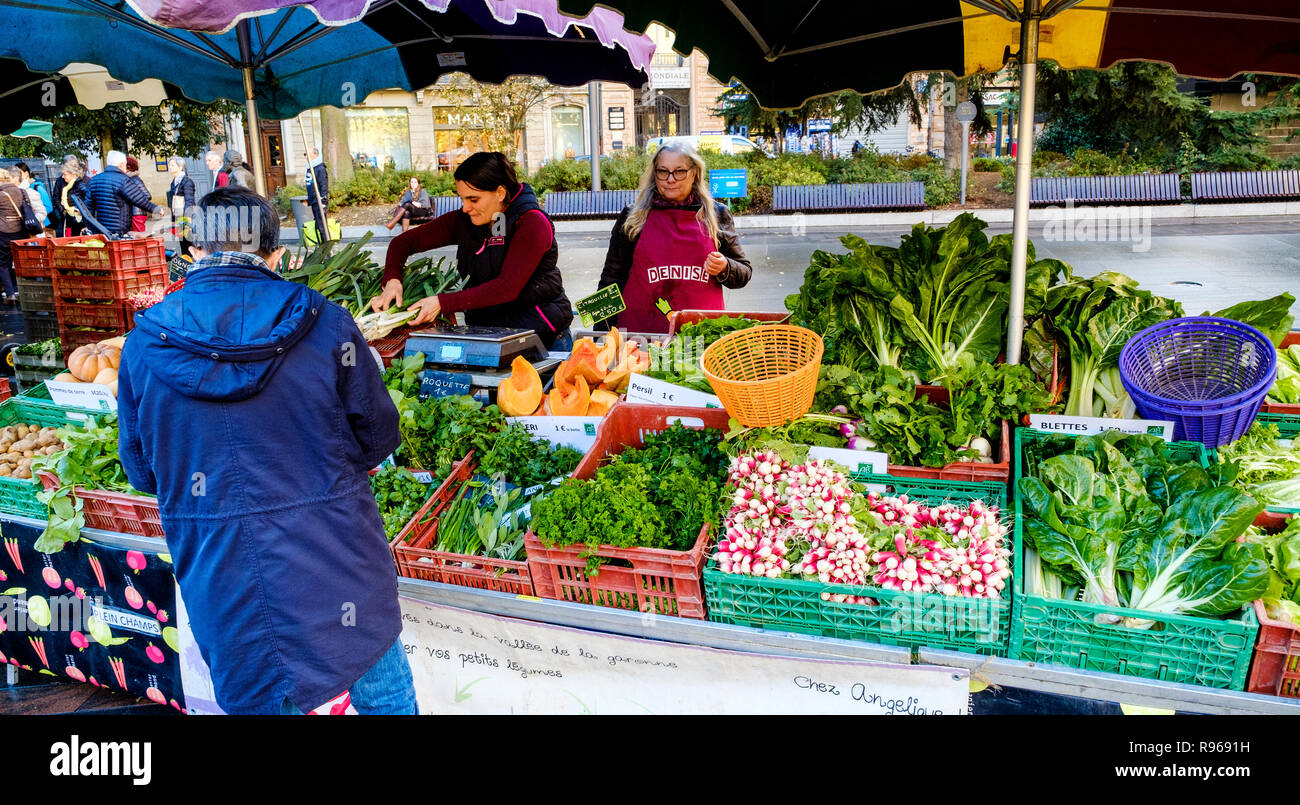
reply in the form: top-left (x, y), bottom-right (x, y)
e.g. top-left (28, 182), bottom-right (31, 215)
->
top-left (14, 424), bottom-right (29, 439)
top-left (0, 427), bottom-right (15, 443)
top-left (41, 445), bottom-right (60, 456)
top-left (22, 451), bottom-right (34, 458)
top-left (2, 452), bottom-right (21, 464)
top-left (0, 466), bottom-right (12, 477)
top-left (14, 468), bottom-right (31, 480)
top-left (11, 438), bottom-right (37, 453)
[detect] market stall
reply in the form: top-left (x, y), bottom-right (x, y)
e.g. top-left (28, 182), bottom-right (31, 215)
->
top-left (3, 213), bottom-right (1298, 716)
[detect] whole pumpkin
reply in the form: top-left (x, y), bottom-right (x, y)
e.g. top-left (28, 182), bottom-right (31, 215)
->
top-left (67, 344), bottom-right (121, 383)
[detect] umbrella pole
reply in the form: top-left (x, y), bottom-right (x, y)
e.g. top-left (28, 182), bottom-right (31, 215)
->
top-left (236, 21), bottom-right (268, 197)
top-left (1006, 3), bottom-right (1041, 364)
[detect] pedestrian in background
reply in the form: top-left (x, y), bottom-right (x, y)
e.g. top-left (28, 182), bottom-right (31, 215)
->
top-left (205, 150), bottom-right (230, 194)
top-left (51, 155), bottom-right (89, 237)
top-left (0, 167), bottom-right (32, 302)
top-left (88, 150), bottom-right (160, 236)
top-left (166, 156), bottom-right (196, 258)
top-left (14, 162), bottom-right (51, 229)
top-left (124, 156), bottom-right (151, 233)
top-left (225, 151), bottom-right (255, 190)
top-left (304, 145), bottom-right (331, 244)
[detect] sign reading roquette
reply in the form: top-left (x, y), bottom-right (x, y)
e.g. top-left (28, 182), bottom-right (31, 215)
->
top-left (399, 597), bottom-right (970, 715)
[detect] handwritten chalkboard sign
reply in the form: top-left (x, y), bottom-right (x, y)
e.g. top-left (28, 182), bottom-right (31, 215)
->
top-left (420, 370), bottom-right (473, 399)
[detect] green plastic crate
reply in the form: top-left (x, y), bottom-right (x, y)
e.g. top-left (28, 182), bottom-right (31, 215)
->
top-left (703, 472), bottom-right (1014, 656)
top-left (1010, 427), bottom-right (1258, 690)
top-left (0, 398), bottom-right (92, 518)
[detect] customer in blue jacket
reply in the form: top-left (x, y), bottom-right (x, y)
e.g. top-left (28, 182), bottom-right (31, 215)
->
top-left (88, 150), bottom-right (161, 235)
top-left (116, 186), bottom-right (416, 715)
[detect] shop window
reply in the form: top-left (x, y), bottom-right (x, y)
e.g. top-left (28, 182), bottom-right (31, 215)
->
top-left (551, 106), bottom-right (585, 161)
top-left (344, 107), bottom-right (411, 170)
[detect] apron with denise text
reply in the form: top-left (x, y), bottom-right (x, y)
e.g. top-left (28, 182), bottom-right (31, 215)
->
top-left (618, 207), bottom-right (724, 333)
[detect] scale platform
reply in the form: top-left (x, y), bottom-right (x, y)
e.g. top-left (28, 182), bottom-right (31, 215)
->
top-left (405, 326), bottom-right (546, 370)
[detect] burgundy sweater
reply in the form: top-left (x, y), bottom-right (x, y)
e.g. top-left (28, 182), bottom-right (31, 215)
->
top-left (382, 209), bottom-right (554, 315)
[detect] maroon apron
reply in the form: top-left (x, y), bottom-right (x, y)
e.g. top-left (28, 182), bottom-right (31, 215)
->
top-left (617, 207), bottom-right (724, 333)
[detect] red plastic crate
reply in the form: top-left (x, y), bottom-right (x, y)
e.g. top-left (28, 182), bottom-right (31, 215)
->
top-left (52, 236), bottom-right (165, 274)
top-left (1248, 599), bottom-right (1300, 698)
top-left (885, 384), bottom-right (1012, 483)
top-left (666, 309), bottom-right (791, 337)
top-left (52, 264), bottom-right (168, 302)
top-left (56, 300), bottom-right (131, 330)
top-left (11, 238), bottom-right (50, 278)
top-left (38, 473), bottom-right (163, 539)
top-left (389, 453), bottom-right (535, 594)
top-left (0, 378), bottom-right (11, 403)
top-left (1263, 331), bottom-right (1300, 415)
top-left (371, 326), bottom-right (413, 368)
top-left (528, 403), bottom-right (731, 618)
top-left (59, 325), bottom-right (123, 355)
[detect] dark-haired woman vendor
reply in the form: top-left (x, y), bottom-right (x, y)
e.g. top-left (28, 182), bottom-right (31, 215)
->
top-left (372, 151), bottom-right (573, 349)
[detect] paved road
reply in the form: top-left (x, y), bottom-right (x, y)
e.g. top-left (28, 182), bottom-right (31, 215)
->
top-left (372, 215), bottom-right (1300, 318)
top-left (3, 215), bottom-right (1293, 347)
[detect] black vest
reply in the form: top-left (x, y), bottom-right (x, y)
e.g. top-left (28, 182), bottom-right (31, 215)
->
top-left (453, 183), bottom-right (572, 333)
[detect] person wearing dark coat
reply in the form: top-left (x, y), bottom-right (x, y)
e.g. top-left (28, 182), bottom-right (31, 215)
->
top-left (51, 156), bottom-right (91, 237)
top-left (166, 156), bottom-right (197, 257)
top-left (88, 151), bottom-right (159, 235)
top-left (116, 186), bottom-right (415, 715)
top-left (304, 146), bottom-right (331, 244)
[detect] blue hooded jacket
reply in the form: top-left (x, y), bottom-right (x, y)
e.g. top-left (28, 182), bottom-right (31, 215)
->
top-left (116, 252), bottom-right (403, 714)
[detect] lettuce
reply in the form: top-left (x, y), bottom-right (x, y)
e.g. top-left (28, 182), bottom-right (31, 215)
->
top-left (1269, 344), bottom-right (1300, 404)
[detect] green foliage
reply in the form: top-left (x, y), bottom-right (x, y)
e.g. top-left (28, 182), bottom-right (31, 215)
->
top-left (397, 395), bottom-right (505, 479)
top-left (370, 466), bottom-right (431, 538)
top-left (1035, 61), bottom-right (1300, 173)
top-left (32, 416), bottom-right (136, 553)
top-left (328, 166), bottom-right (457, 207)
top-left (528, 158), bottom-right (593, 194)
top-left (476, 424), bottom-right (583, 490)
top-left (42, 98), bottom-right (244, 161)
top-left (972, 157), bottom-right (1005, 172)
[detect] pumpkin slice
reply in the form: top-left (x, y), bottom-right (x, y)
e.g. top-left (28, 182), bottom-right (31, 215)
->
top-left (596, 327), bottom-right (622, 372)
top-left (568, 339), bottom-right (606, 385)
top-left (496, 356), bottom-right (543, 417)
top-left (548, 360), bottom-right (590, 416)
top-left (587, 388), bottom-right (619, 416)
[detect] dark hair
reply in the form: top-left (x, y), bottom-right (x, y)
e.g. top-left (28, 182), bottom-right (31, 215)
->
top-left (13, 162), bottom-right (30, 178)
top-left (453, 152), bottom-right (520, 197)
top-left (190, 186), bottom-right (279, 257)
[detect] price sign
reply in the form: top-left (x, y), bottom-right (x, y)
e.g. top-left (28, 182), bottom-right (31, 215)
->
top-left (807, 445), bottom-right (890, 476)
top-left (624, 373), bottom-right (721, 408)
top-left (505, 416), bottom-right (602, 452)
top-left (575, 285), bottom-right (626, 329)
top-left (420, 370), bottom-right (473, 399)
top-left (44, 380), bottom-right (116, 412)
top-left (1028, 414), bottom-right (1175, 441)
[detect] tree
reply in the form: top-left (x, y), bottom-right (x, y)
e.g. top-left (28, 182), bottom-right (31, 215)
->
top-left (319, 105), bottom-right (354, 183)
top-left (438, 74), bottom-right (551, 163)
top-left (41, 98), bottom-right (243, 162)
top-left (1034, 61), bottom-right (1300, 170)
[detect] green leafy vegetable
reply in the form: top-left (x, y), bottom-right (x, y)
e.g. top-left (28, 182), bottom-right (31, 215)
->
top-left (30, 416), bottom-right (139, 554)
top-left (397, 394), bottom-right (504, 478)
top-left (1205, 293), bottom-right (1295, 347)
top-left (1217, 421), bottom-right (1300, 510)
top-left (370, 466), bottom-right (431, 538)
top-left (477, 424), bottom-right (582, 490)
top-left (1269, 344), bottom-right (1300, 404)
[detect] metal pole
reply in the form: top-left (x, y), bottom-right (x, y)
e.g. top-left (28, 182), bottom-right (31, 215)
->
top-left (960, 121), bottom-right (971, 205)
top-left (995, 110), bottom-right (1002, 157)
top-left (1006, 1), bottom-right (1040, 364)
top-left (234, 22), bottom-right (269, 197)
top-left (588, 82), bottom-right (601, 191)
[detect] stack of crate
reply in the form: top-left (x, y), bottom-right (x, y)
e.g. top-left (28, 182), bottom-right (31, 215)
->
top-left (50, 236), bottom-right (166, 354)
top-left (10, 235), bottom-right (86, 344)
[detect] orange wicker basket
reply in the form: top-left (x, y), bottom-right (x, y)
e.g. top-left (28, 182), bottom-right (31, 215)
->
top-left (700, 324), bottom-right (823, 427)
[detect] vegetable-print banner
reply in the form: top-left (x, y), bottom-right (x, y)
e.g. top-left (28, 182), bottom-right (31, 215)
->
top-left (0, 519), bottom-right (184, 712)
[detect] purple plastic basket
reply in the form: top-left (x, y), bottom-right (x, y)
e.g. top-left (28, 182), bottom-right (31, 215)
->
top-left (1119, 316), bottom-right (1277, 446)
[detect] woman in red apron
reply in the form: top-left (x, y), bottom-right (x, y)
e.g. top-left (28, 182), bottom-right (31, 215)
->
top-left (598, 142), bottom-right (752, 333)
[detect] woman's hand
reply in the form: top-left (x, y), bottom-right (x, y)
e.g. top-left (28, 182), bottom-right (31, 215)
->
top-left (370, 278), bottom-right (403, 312)
top-left (407, 295), bottom-right (442, 326)
top-left (704, 251), bottom-right (728, 277)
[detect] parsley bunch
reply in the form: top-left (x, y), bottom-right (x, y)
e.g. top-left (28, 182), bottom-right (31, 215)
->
top-left (477, 424), bottom-right (583, 490)
top-left (397, 394), bottom-right (504, 479)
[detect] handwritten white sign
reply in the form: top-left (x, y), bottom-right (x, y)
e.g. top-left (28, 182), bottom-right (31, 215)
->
top-left (1028, 414), bottom-right (1174, 441)
top-left (624, 373), bottom-right (722, 408)
top-left (399, 597), bottom-right (970, 715)
top-left (807, 446), bottom-right (891, 476)
top-left (505, 416), bottom-right (603, 452)
top-left (44, 380), bottom-right (116, 412)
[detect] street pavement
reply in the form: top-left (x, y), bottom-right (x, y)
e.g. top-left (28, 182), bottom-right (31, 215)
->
top-left (2, 215), bottom-right (1293, 349)
top-left (371, 214), bottom-right (1300, 319)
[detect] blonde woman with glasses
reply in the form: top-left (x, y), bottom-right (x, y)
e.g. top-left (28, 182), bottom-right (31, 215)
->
top-left (598, 142), bottom-right (752, 332)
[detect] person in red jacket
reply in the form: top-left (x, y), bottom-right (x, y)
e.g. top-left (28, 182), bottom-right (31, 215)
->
top-left (371, 152), bottom-right (573, 349)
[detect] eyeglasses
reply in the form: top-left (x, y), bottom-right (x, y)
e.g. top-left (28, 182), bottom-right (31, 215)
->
top-left (654, 167), bottom-right (692, 182)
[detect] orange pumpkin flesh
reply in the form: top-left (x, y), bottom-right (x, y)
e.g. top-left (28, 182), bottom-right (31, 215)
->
top-left (588, 389), bottom-right (619, 416)
top-left (496, 356), bottom-right (543, 417)
top-left (568, 339), bottom-right (606, 385)
top-left (596, 328), bottom-right (622, 372)
top-left (548, 360), bottom-right (590, 416)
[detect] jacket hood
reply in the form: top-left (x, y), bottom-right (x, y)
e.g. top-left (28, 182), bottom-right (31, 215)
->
top-left (130, 253), bottom-right (327, 402)
top-left (508, 183), bottom-right (542, 217)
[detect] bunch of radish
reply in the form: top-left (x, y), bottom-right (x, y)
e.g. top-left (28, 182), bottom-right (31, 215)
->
top-left (863, 492), bottom-right (1011, 598)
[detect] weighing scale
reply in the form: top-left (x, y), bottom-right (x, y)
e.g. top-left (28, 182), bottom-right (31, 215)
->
top-left (405, 326), bottom-right (546, 370)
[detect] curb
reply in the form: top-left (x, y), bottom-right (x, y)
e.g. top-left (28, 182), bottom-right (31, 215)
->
top-left (280, 200), bottom-right (1300, 243)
